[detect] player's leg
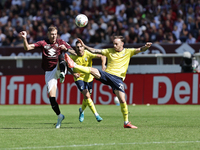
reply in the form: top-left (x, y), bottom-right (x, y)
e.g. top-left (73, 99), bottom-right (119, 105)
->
top-left (48, 86), bottom-right (65, 129)
top-left (82, 89), bottom-right (103, 122)
top-left (75, 80), bottom-right (86, 122)
top-left (45, 69), bottom-right (64, 128)
top-left (64, 53), bottom-right (101, 79)
top-left (58, 54), bottom-right (66, 83)
top-left (114, 90), bottom-right (137, 129)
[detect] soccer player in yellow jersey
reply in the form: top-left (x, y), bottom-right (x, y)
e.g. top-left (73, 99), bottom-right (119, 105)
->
top-left (65, 36), bottom-right (152, 129)
top-left (70, 40), bottom-right (106, 122)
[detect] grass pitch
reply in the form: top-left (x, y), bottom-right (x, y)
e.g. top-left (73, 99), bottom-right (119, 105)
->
top-left (0, 105), bottom-right (200, 150)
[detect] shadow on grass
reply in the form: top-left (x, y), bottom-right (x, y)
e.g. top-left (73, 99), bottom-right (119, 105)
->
top-left (0, 122), bottom-right (82, 129)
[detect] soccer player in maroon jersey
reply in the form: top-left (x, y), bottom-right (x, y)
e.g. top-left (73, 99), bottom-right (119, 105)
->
top-left (19, 26), bottom-right (76, 128)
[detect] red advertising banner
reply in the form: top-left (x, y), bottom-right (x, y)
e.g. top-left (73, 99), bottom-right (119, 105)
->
top-left (0, 73), bottom-right (199, 105)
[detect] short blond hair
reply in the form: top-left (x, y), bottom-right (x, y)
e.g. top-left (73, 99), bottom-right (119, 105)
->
top-left (48, 26), bottom-right (57, 32)
top-left (113, 36), bottom-right (125, 43)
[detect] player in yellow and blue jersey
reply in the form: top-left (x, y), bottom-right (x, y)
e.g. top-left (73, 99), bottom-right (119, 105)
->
top-left (70, 40), bottom-right (106, 122)
top-left (65, 36), bottom-right (152, 129)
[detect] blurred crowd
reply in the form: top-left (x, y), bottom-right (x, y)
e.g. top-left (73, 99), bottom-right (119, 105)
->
top-left (0, 0), bottom-right (200, 47)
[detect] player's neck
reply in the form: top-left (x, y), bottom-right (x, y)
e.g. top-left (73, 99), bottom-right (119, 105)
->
top-left (118, 48), bottom-right (124, 52)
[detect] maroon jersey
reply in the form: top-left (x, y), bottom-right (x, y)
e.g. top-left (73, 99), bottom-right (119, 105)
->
top-left (34, 39), bottom-right (71, 71)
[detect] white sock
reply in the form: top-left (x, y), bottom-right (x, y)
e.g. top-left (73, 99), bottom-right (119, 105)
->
top-left (124, 121), bottom-right (129, 125)
top-left (94, 112), bottom-right (99, 117)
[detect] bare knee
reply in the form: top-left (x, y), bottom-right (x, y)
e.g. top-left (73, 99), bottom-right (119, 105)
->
top-left (90, 68), bottom-right (101, 79)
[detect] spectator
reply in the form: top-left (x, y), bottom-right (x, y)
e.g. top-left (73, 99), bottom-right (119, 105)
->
top-left (186, 16), bottom-right (195, 34)
top-left (70, 1), bottom-right (81, 13)
top-left (101, 10), bottom-right (113, 23)
top-left (11, 14), bottom-right (23, 27)
top-left (0, 28), bottom-right (6, 46)
top-left (150, 25), bottom-right (158, 42)
top-left (3, 0), bottom-right (200, 46)
top-left (115, 0), bottom-right (126, 16)
top-left (11, 0), bottom-right (22, 6)
top-left (179, 23), bottom-right (189, 42)
top-left (186, 32), bottom-right (196, 43)
top-left (60, 27), bottom-right (71, 43)
top-left (125, 1), bottom-right (134, 20)
top-left (128, 26), bottom-right (138, 43)
top-left (186, 6), bottom-right (195, 22)
top-left (117, 10), bottom-right (127, 23)
top-left (105, 0), bottom-right (116, 15)
top-left (175, 16), bottom-right (184, 33)
top-left (172, 25), bottom-right (180, 40)
top-left (0, 11), bottom-right (8, 26)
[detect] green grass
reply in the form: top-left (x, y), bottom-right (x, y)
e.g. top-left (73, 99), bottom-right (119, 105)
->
top-left (0, 105), bottom-right (200, 150)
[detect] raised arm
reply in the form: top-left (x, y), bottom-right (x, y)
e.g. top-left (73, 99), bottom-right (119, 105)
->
top-left (19, 31), bottom-right (35, 51)
top-left (96, 54), bottom-right (106, 71)
top-left (77, 38), bottom-right (102, 54)
top-left (134, 42), bottom-right (152, 54)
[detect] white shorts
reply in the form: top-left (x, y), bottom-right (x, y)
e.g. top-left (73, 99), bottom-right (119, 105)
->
top-left (45, 65), bottom-right (61, 93)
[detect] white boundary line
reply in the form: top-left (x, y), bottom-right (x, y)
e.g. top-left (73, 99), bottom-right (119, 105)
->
top-left (1, 141), bottom-right (200, 150)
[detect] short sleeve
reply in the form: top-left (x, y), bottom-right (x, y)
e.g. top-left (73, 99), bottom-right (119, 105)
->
top-left (127, 48), bottom-right (136, 57)
top-left (34, 40), bottom-right (44, 48)
top-left (86, 50), bottom-right (97, 59)
top-left (101, 48), bottom-right (109, 56)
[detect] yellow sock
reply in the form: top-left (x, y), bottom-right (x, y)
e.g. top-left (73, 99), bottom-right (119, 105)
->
top-left (86, 98), bottom-right (97, 114)
top-left (81, 99), bottom-right (87, 111)
top-left (75, 65), bottom-right (91, 74)
top-left (120, 102), bottom-right (128, 122)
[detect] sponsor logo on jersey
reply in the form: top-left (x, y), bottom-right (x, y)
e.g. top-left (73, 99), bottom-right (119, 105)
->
top-left (48, 48), bottom-right (56, 57)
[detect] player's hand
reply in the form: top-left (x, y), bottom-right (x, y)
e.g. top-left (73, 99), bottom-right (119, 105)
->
top-left (59, 44), bottom-right (67, 50)
top-left (145, 42), bottom-right (152, 48)
top-left (73, 73), bottom-right (80, 78)
top-left (77, 38), bottom-right (85, 47)
top-left (19, 31), bottom-right (27, 38)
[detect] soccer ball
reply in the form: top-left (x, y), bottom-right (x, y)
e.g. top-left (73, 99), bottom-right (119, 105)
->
top-left (114, 96), bottom-right (120, 105)
top-left (75, 14), bottom-right (88, 27)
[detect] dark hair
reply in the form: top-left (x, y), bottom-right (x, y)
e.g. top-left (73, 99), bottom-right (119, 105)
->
top-left (48, 26), bottom-right (57, 32)
top-left (113, 36), bottom-right (125, 43)
top-left (75, 40), bottom-right (81, 45)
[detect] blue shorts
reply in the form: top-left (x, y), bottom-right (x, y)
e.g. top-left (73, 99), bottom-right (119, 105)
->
top-left (96, 69), bottom-right (125, 93)
top-left (75, 80), bottom-right (93, 94)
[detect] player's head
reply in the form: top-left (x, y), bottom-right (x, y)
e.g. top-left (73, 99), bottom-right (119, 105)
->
top-left (113, 36), bottom-right (124, 52)
top-left (75, 40), bottom-right (84, 56)
top-left (47, 26), bottom-right (58, 43)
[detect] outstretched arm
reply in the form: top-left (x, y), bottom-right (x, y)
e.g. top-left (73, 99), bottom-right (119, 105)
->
top-left (96, 54), bottom-right (106, 71)
top-left (134, 42), bottom-right (152, 54)
top-left (77, 38), bottom-right (102, 54)
top-left (19, 31), bottom-right (35, 51)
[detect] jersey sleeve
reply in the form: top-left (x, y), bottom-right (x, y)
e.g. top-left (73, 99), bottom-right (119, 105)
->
top-left (34, 40), bottom-right (44, 48)
top-left (86, 50), bottom-right (97, 59)
top-left (127, 48), bottom-right (136, 56)
top-left (101, 48), bottom-right (110, 56)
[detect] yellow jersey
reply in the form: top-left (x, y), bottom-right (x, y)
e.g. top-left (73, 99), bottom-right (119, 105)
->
top-left (70, 50), bottom-right (97, 82)
top-left (102, 48), bottom-right (136, 80)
